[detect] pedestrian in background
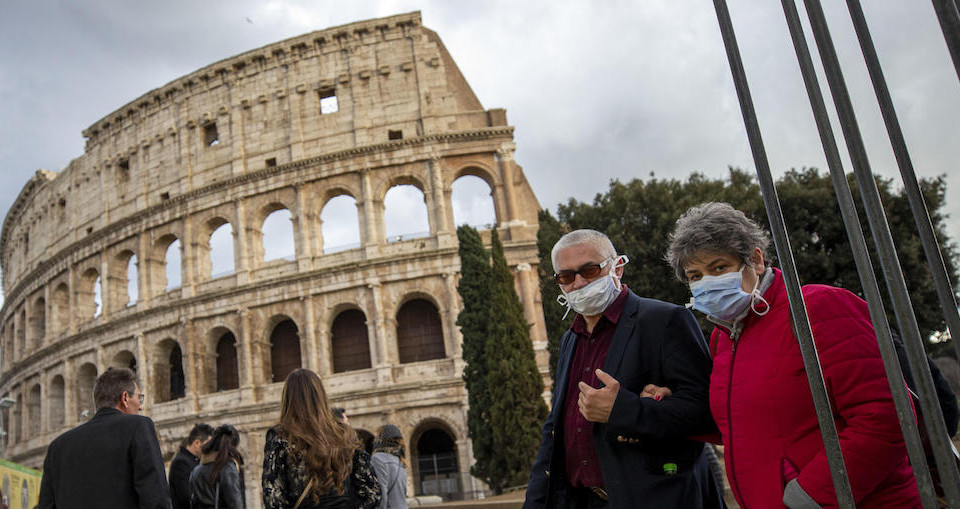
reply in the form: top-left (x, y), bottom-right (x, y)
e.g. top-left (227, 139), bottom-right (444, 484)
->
top-left (189, 424), bottom-right (246, 508)
top-left (370, 424), bottom-right (408, 509)
top-left (170, 423), bottom-right (214, 509)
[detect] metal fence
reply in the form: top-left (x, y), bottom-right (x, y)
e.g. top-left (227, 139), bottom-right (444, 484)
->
top-left (713, 1), bottom-right (960, 507)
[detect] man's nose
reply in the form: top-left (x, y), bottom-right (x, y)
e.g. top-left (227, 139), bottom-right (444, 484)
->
top-left (570, 273), bottom-right (590, 290)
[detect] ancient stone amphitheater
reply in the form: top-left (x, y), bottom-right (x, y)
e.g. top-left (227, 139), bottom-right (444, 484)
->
top-left (0, 11), bottom-right (547, 504)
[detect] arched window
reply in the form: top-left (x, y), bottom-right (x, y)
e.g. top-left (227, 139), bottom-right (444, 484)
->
top-left (164, 238), bottom-right (182, 291)
top-left (49, 375), bottom-right (65, 430)
top-left (396, 299), bottom-right (445, 364)
top-left (126, 254), bottom-right (139, 306)
top-left (93, 276), bottom-right (103, 318)
top-left (27, 384), bottom-right (41, 436)
top-left (451, 175), bottom-right (496, 228)
top-left (209, 222), bottom-right (235, 278)
top-left (270, 319), bottom-right (301, 383)
top-left (331, 309), bottom-right (371, 373)
top-left (384, 185), bottom-right (430, 242)
top-left (79, 268), bottom-right (101, 319)
top-left (262, 208), bottom-right (296, 261)
top-left (77, 363), bottom-right (98, 420)
top-left (414, 427), bottom-right (460, 500)
top-left (321, 195), bottom-right (361, 253)
top-left (216, 332), bottom-right (240, 391)
top-left (53, 283), bottom-right (69, 334)
top-left (154, 340), bottom-right (183, 402)
top-left (112, 350), bottom-right (137, 373)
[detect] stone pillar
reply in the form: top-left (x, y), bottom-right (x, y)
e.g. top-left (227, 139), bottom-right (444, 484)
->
top-left (367, 282), bottom-right (394, 385)
top-left (67, 264), bottom-right (77, 336)
top-left (514, 263), bottom-right (541, 341)
top-left (99, 255), bottom-right (110, 321)
top-left (182, 217), bottom-right (197, 298)
top-left (39, 371), bottom-right (48, 435)
top-left (295, 184), bottom-right (316, 270)
top-left (136, 333), bottom-right (150, 416)
top-left (182, 318), bottom-right (202, 412)
top-left (427, 155), bottom-right (452, 247)
top-left (238, 307), bottom-right (256, 389)
top-left (64, 358), bottom-right (76, 426)
top-left (360, 169), bottom-right (382, 257)
top-left (302, 295), bottom-right (320, 372)
top-left (497, 144), bottom-right (519, 224)
top-left (235, 199), bottom-right (252, 285)
top-left (138, 232), bottom-right (152, 308)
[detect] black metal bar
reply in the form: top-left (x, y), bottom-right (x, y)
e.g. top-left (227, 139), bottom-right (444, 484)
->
top-left (932, 0), bottom-right (960, 84)
top-left (712, 1), bottom-right (856, 506)
top-left (848, 0), bottom-right (960, 364)
top-left (780, 0), bottom-right (937, 505)
top-left (803, 0), bottom-right (960, 504)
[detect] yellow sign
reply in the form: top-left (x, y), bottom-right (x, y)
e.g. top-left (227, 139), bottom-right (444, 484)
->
top-left (0, 458), bottom-right (41, 509)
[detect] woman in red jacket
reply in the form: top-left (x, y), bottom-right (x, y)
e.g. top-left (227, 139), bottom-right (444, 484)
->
top-left (661, 202), bottom-right (920, 508)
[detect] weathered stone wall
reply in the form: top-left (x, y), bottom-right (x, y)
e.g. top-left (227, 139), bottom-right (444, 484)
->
top-left (0, 11), bottom-right (548, 504)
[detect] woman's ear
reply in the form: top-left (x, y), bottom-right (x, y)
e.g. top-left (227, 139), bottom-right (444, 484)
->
top-left (751, 247), bottom-right (765, 275)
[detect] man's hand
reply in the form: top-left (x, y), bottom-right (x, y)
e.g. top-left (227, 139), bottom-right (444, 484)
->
top-left (640, 384), bottom-right (673, 401)
top-left (578, 369), bottom-right (620, 423)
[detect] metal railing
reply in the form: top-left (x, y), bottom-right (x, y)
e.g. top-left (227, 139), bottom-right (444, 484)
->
top-left (713, 1), bottom-right (960, 507)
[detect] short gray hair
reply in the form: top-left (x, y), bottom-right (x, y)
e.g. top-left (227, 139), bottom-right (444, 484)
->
top-left (93, 367), bottom-right (139, 410)
top-left (665, 202), bottom-right (770, 281)
top-left (551, 229), bottom-right (617, 268)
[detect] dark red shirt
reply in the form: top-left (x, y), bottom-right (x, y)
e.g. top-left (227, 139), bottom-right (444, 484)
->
top-left (563, 285), bottom-right (629, 488)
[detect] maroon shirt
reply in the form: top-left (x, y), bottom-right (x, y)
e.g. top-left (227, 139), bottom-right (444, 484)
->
top-left (563, 285), bottom-right (629, 488)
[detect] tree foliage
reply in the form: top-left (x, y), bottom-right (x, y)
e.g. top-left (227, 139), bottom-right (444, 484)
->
top-left (457, 226), bottom-right (549, 493)
top-left (537, 168), bottom-right (960, 381)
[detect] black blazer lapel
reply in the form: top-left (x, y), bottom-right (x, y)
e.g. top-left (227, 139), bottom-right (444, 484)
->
top-left (553, 330), bottom-right (579, 408)
top-left (602, 291), bottom-right (640, 379)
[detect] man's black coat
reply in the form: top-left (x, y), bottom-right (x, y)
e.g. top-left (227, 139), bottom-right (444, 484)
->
top-left (169, 447), bottom-right (200, 509)
top-left (524, 291), bottom-right (723, 509)
top-left (37, 407), bottom-right (170, 509)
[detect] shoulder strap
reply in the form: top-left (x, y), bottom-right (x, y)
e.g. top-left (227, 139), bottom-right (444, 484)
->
top-left (294, 477), bottom-right (316, 509)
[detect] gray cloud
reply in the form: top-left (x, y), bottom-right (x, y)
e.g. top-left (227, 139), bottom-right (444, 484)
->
top-left (2, 1), bottom-right (959, 306)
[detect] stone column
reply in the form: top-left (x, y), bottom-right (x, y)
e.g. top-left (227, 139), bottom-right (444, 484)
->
top-left (63, 358), bottom-right (76, 426)
top-left (182, 217), bottom-right (197, 298)
top-left (441, 272), bottom-right (462, 357)
top-left (235, 199), bottom-right (252, 285)
top-left (302, 295), bottom-right (320, 372)
top-left (514, 263), bottom-right (541, 341)
top-left (496, 144), bottom-right (519, 224)
top-left (136, 333), bottom-right (151, 416)
top-left (39, 371), bottom-right (49, 435)
top-left (138, 232), bottom-right (152, 308)
top-left (99, 255), bottom-right (110, 321)
top-left (359, 169), bottom-right (382, 258)
top-left (367, 282), bottom-right (394, 384)
top-left (427, 155), bottom-right (452, 247)
top-left (238, 307), bottom-right (256, 389)
top-left (295, 184), bottom-right (316, 270)
top-left (182, 318), bottom-right (202, 412)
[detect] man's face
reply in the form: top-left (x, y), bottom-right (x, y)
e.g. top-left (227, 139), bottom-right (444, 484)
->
top-left (119, 383), bottom-right (144, 415)
top-left (554, 243), bottom-right (621, 293)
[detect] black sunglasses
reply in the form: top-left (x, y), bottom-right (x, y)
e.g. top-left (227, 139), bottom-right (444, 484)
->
top-left (554, 258), bottom-right (613, 285)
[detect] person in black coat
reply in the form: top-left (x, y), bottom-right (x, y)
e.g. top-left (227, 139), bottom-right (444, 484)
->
top-left (37, 367), bottom-right (170, 509)
top-left (170, 423), bottom-right (214, 509)
top-left (189, 424), bottom-right (246, 509)
top-left (523, 230), bottom-right (723, 509)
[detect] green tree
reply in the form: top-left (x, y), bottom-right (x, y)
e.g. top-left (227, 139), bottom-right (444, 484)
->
top-left (537, 168), bottom-right (958, 382)
top-left (455, 225), bottom-right (495, 487)
top-left (484, 229), bottom-right (549, 492)
top-left (536, 209), bottom-right (567, 389)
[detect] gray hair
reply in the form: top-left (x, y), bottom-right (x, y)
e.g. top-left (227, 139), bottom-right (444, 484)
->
top-left (665, 202), bottom-right (770, 281)
top-left (551, 229), bottom-right (617, 268)
top-left (93, 367), bottom-right (139, 410)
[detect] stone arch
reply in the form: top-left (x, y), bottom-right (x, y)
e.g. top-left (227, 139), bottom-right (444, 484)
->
top-left (330, 307), bottom-right (371, 373)
top-left (268, 316), bottom-right (301, 383)
top-left (76, 267), bottom-right (103, 320)
top-left (26, 383), bottom-right (41, 437)
top-left (199, 217), bottom-right (235, 279)
top-left (320, 190), bottom-right (362, 254)
top-left (0, 399), bottom-right (9, 448)
top-left (109, 249), bottom-right (138, 310)
top-left (52, 282), bottom-right (69, 335)
top-left (16, 308), bottom-right (25, 359)
top-left (450, 174), bottom-right (497, 229)
top-left (76, 363), bottom-right (98, 420)
top-left (28, 296), bottom-right (46, 350)
top-left (111, 349), bottom-right (138, 373)
top-left (155, 234), bottom-right (182, 292)
top-left (259, 205), bottom-right (296, 262)
top-left (49, 374), bottom-right (65, 430)
top-left (396, 297), bottom-right (445, 364)
top-left (154, 339), bottom-right (185, 403)
top-left (382, 176), bottom-right (431, 242)
top-left (410, 418), bottom-right (462, 500)
top-left (212, 327), bottom-right (240, 392)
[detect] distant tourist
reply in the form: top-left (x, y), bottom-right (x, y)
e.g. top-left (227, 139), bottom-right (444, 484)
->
top-left (37, 367), bottom-right (169, 508)
top-left (170, 423), bottom-right (214, 509)
top-left (261, 369), bottom-right (380, 508)
top-left (370, 425), bottom-right (408, 509)
top-left (189, 424), bottom-right (246, 508)
top-left (523, 229), bottom-right (723, 509)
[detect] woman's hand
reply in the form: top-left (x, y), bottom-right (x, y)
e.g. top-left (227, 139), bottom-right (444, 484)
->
top-left (641, 384), bottom-right (673, 401)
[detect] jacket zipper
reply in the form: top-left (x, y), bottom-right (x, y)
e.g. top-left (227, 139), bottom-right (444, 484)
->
top-left (727, 335), bottom-right (748, 507)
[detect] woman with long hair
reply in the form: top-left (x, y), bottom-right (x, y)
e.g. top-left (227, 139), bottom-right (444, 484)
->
top-left (188, 424), bottom-right (246, 508)
top-left (261, 369), bottom-right (380, 509)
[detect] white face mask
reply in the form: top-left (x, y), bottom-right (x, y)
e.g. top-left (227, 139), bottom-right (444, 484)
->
top-left (557, 255), bottom-right (629, 319)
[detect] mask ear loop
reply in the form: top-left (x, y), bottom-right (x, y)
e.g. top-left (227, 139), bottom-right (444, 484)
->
top-left (557, 294), bottom-right (572, 320)
top-left (748, 268), bottom-right (770, 316)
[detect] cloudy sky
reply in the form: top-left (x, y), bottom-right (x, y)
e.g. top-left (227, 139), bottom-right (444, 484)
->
top-left (2, 1), bottom-right (959, 304)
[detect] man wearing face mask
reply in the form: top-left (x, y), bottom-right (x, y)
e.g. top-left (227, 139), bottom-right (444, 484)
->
top-left (523, 229), bottom-right (723, 509)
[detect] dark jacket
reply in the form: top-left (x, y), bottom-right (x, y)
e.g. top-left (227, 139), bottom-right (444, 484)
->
top-left (893, 334), bottom-right (960, 437)
top-left (170, 447), bottom-right (201, 509)
top-left (524, 291), bottom-right (723, 509)
top-left (189, 456), bottom-right (245, 509)
top-left (37, 407), bottom-right (170, 509)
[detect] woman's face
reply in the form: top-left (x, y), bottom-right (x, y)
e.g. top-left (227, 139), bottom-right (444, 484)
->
top-left (683, 247), bottom-right (764, 292)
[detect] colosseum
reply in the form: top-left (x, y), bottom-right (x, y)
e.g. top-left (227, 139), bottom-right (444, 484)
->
top-left (0, 11), bottom-right (548, 504)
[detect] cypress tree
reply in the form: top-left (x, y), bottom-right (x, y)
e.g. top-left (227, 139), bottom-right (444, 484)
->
top-left (455, 225), bottom-right (496, 486)
top-left (484, 228), bottom-right (549, 492)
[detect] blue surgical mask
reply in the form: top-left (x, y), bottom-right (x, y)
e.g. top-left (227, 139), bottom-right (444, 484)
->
top-left (687, 266), bottom-right (767, 322)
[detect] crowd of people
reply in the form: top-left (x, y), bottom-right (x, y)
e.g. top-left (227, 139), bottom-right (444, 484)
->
top-left (30, 201), bottom-right (957, 509)
top-left (36, 367), bottom-right (408, 509)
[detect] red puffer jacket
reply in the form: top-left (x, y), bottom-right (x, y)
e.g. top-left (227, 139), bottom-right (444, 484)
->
top-left (709, 269), bottom-right (920, 508)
